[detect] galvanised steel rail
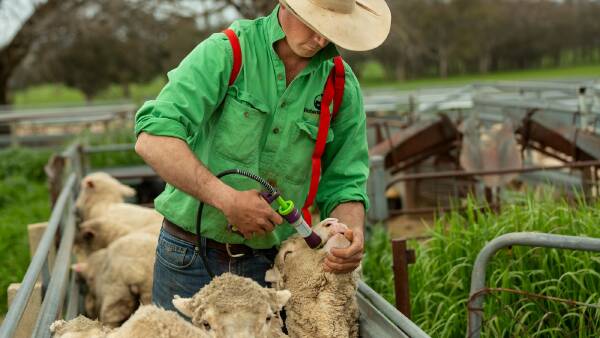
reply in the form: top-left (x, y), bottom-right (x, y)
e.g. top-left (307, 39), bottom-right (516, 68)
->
top-left (0, 174), bottom-right (76, 338)
top-left (358, 281), bottom-right (431, 338)
top-left (0, 103), bottom-right (136, 123)
top-left (467, 232), bottom-right (600, 338)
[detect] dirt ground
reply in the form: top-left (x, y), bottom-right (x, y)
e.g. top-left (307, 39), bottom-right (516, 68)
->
top-left (386, 214), bottom-right (434, 240)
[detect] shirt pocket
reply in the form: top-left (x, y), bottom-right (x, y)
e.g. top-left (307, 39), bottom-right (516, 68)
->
top-left (285, 115), bottom-right (335, 186)
top-left (213, 94), bottom-right (268, 165)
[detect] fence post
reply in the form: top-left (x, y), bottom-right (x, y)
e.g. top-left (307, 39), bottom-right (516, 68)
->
top-left (7, 282), bottom-right (42, 338)
top-left (368, 155), bottom-right (389, 223)
top-left (392, 239), bottom-right (416, 318)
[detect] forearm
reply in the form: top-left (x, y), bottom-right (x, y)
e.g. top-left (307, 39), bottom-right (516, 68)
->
top-left (135, 132), bottom-right (234, 211)
top-left (329, 202), bottom-right (365, 236)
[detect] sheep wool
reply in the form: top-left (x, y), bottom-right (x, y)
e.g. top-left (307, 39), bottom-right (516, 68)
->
top-left (266, 220), bottom-right (360, 338)
top-left (74, 232), bottom-right (157, 326)
top-left (50, 315), bottom-right (112, 338)
top-left (74, 217), bottom-right (160, 259)
top-left (173, 272), bottom-right (291, 338)
top-left (75, 172), bottom-right (163, 228)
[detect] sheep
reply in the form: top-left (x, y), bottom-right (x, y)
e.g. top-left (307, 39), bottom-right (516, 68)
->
top-left (266, 218), bottom-right (360, 338)
top-left (50, 307), bottom-right (206, 338)
top-left (73, 232), bottom-right (157, 326)
top-left (51, 273), bottom-right (290, 338)
top-left (75, 172), bottom-right (163, 228)
top-left (173, 272), bottom-right (291, 338)
top-left (50, 316), bottom-right (112, 338)
top-left (74, 217), bottom-right (160, 259)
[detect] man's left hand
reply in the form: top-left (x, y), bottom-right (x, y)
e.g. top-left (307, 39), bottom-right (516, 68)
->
top-left (323, 231), bottom-right (364, 274)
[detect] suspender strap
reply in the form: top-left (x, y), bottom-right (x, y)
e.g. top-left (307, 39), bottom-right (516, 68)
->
top-left (223, 29), bottom-right (242, 86)
top-left (302, 56), bottom-right (346, 226)
top-left (221, 29), bottom-right (345, 226)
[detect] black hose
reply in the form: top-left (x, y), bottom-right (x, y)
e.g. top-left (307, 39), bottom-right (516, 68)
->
top-left (196, 169), bottom-right (277, 278)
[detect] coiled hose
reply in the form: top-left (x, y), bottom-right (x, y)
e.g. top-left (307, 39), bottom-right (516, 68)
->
top-left (196, 169), bottom-right (277, 278)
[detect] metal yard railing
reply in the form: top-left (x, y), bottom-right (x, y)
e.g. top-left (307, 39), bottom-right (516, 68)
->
top-left (0, 142), bottom-right (431, 338)
top-left (467, 232), bottom-right (600, 338)
top-left (0, 174), bottom-right (78, 338)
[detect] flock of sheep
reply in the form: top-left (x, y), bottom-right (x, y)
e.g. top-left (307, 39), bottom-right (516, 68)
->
top-left (50, 172), bottom-right (360, 337)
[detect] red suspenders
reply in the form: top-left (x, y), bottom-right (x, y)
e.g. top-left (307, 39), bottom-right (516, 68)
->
top-left (223, 29), bottom-right (345, 226)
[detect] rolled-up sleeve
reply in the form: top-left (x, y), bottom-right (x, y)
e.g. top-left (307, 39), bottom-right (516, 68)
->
top-left (135, 33), bottom-right (232, 143)
top-left (316, 69), bottom-right (370, 218)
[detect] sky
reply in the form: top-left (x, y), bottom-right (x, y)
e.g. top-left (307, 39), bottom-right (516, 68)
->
top-left (0, 0), bottom-right (238, 49)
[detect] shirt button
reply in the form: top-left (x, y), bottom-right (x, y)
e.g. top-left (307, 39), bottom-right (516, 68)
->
top-left (243, 111), bottom-right (249, 118)
top-left (273, 127), bottom-right (280, 134)
top-left (277, 73), bottom-right (284, 81)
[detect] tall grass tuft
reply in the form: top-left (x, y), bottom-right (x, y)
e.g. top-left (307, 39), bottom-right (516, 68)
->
top-left (364, 194), bottom-right (600, 337)
top-left (0, 147), bottom-right (52, 315)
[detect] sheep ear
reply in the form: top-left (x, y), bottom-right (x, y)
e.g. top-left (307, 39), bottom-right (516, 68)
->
top-left (80, 228), bottom-right (96, 242)
top-left (265, 268), bottom-right (281, 283)
top-left (118, 185), bottom-right (136, 198)
top-left (172, 296), bottom-right (194, 318)
top-left (72, 262), bottom-right (88, 276)
top-left (274, 290), bottom-right (291, 310)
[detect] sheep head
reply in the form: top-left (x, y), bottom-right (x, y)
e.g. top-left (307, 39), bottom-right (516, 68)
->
top-left (74, 218), bottom-right (131, 258)
top-left (72, 249), bottom-right (107, 318)
top-left (75, 172), bottom-right (136, 219)
top-left (173, 273), bottom-right (290, 338)
top-left (266, 218), bottom-right (355, 290)
top-left (50, 316), bottom-right (111, 338)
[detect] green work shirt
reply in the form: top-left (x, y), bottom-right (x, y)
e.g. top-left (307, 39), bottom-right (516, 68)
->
top-left (134, 5), bottom-right (370, 249)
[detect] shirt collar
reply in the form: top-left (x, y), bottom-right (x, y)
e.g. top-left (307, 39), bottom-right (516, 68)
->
top-left (265, 5), bottom-right (339, 71)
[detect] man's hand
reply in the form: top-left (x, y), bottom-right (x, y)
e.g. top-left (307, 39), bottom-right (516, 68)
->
top-left (221, 190), bottom-right (284, 239)
top-left (323, 230), bottom-right (364, 273)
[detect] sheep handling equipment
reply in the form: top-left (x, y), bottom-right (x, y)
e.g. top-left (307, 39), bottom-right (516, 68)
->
top-left (0, 142), bottom-right (430, 338)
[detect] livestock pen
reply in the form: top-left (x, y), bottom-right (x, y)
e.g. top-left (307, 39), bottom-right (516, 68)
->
top-left (0, 142), bottom-right (430, 338)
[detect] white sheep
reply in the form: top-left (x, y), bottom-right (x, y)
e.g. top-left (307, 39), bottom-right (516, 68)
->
top-left (173, 272), bottom-right (291, 338)
top-left (50, 315), bottom-right (112, 338)
top-left (50, 307), bottom-right (206, 338)
top-left (51, 273), bottom-right (290, 338)
top-left (73, 232), bottom-right (157, 326)
top-left (75, 172), bottom-right (163, 228)
top-left (266, 218), bottom-right (360, 338)
top-left (74, 217), bottom-right (160, 259)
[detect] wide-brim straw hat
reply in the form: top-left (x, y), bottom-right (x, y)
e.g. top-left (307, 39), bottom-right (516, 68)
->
top-left (279, 0), bottom-right (391, 51)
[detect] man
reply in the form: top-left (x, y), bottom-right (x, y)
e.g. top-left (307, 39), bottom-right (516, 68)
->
top-left (134, 0), bottom-right (390, 311)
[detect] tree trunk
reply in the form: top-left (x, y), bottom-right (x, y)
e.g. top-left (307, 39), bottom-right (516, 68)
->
top-left (479, 53), bottom-right (491, 74)
top-left (0, 72), bottom-right (9, 106)
top-left (438, 47), bottom-right (449, 78)
top-left (122, 83), bottom-right (131, 99)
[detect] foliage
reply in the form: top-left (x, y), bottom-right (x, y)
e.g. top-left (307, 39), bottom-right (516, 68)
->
top-left (0, 147), bottom-right (53, 181)
top-left (0, 179), bottom-right (49, 315)
top-left (363, 196), bottom-right (600, 337)
top-left (0, 146), bottom-right (52, 315)
top-left (363, 225), bottom-right (395, 304)
top-left (83, 126), bottom-right (145, 169)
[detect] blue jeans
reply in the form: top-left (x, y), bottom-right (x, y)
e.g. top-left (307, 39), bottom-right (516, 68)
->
top-left (151, 226), bottom-right (276, 311)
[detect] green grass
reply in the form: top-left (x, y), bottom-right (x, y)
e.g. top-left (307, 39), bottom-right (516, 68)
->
top-left (363, 195), bottom-right (600, 337)
top-left (361, 64), bottom-right (600, 89)
top-left (11, 77), bottom-right (167, 108)
top-left (0, 139), bottom-right (144, 316)
top-left (0, 147), bottom-right (53, 315)
top-left (9, 64), bottom-right (599, 107)
top-left (83, 125), bottom-right (145, 169)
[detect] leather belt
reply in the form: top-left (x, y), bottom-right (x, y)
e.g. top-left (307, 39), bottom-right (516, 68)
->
top-left (162, 218), bottom-right (275, 258)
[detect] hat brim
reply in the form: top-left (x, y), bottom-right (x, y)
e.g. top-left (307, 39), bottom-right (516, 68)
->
top-left (280, 0), bottom-right (391, 52)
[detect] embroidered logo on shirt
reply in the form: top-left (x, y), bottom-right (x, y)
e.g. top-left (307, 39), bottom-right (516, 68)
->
top-left (303, 94), bottom-right (322, 115)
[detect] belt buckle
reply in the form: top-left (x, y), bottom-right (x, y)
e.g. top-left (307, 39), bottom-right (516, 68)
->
top-left (226, 243), bottom-right (245, 258)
